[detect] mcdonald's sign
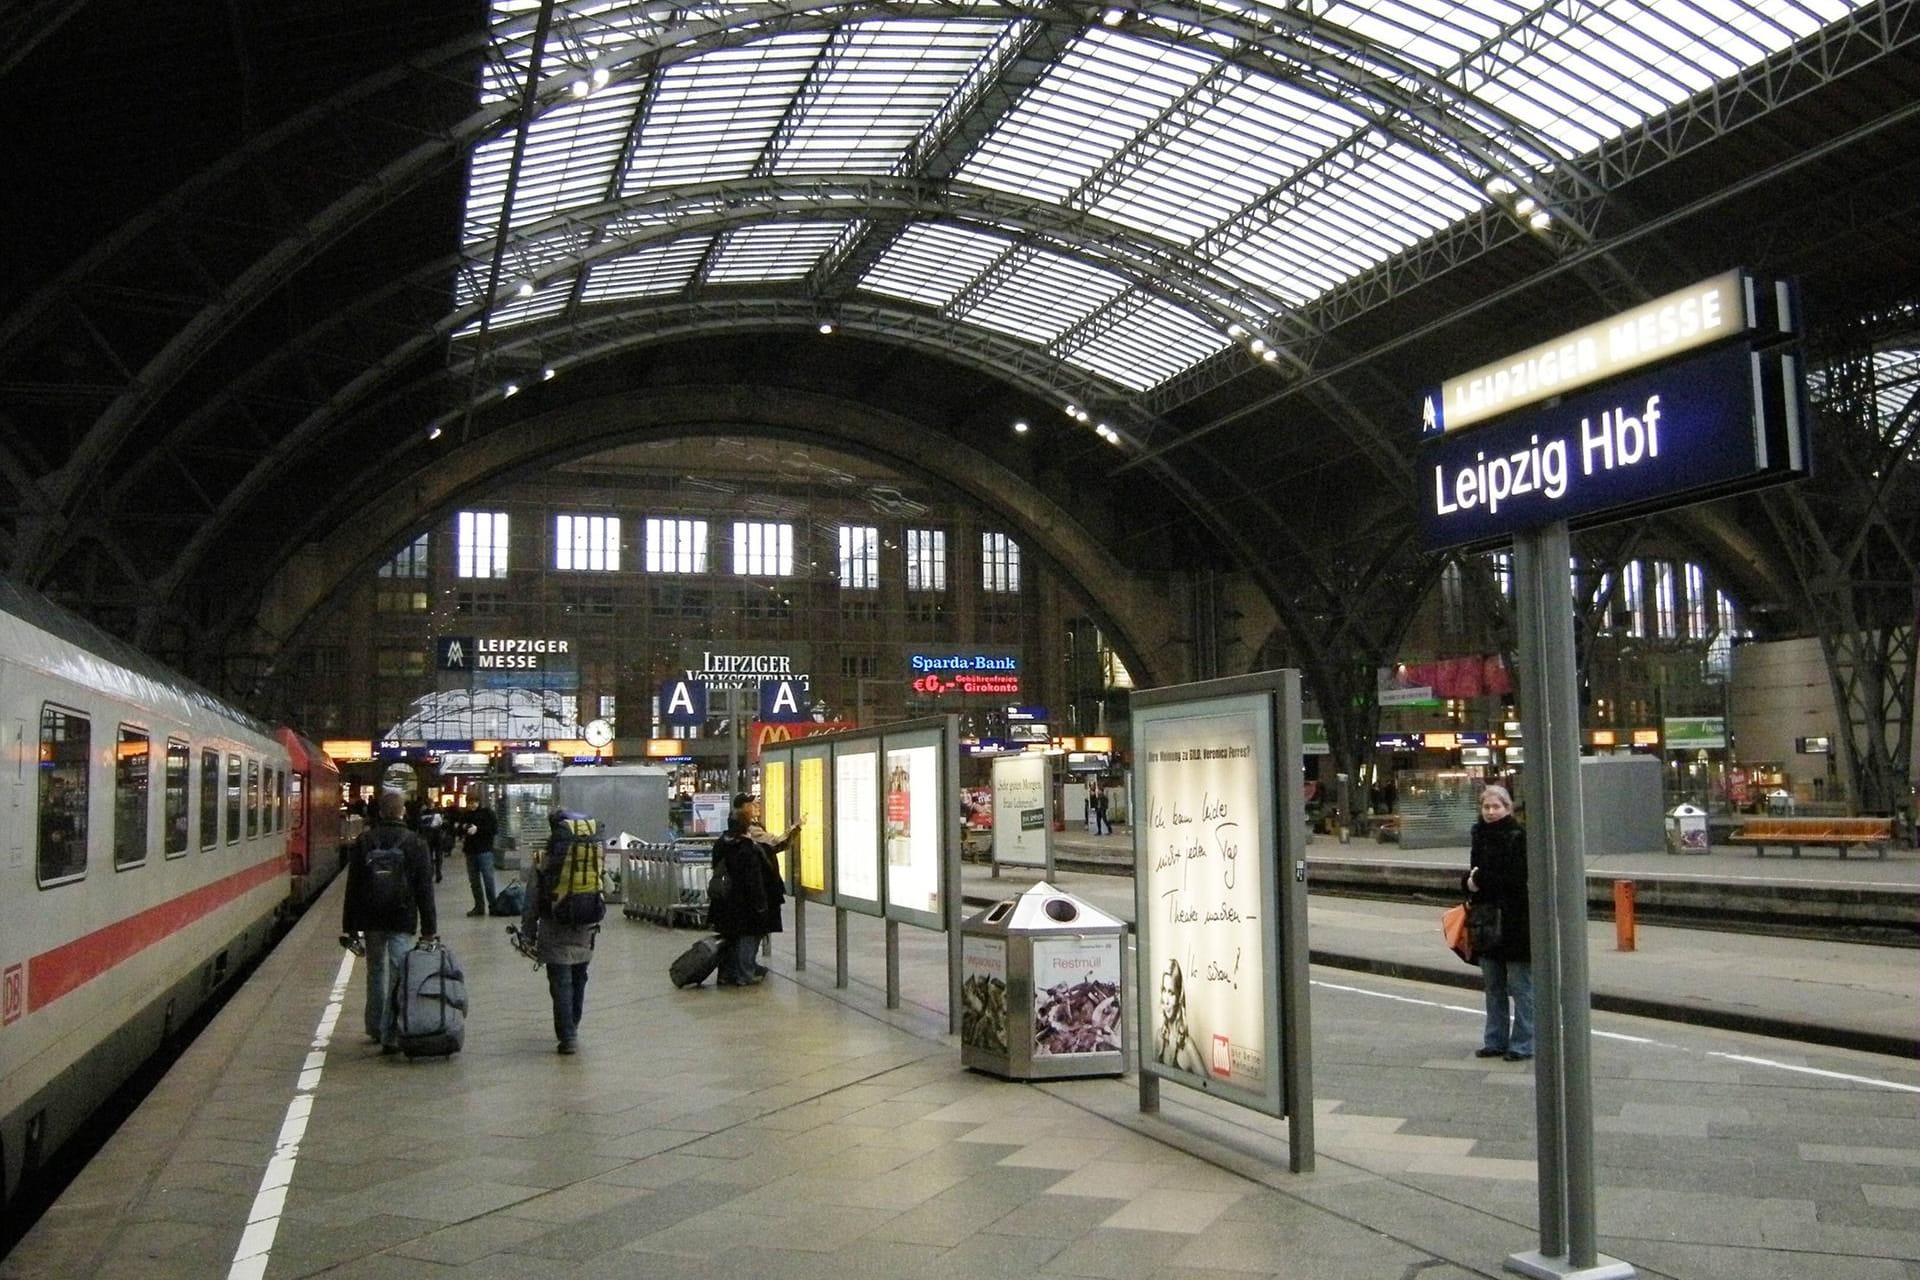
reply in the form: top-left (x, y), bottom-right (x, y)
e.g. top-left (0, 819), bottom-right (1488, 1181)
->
top-left (749, 720), bottom-right (856, 761)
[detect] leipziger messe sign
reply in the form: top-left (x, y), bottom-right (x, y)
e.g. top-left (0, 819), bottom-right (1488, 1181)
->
top-left (1420, 269), bottom-right (1809, 551)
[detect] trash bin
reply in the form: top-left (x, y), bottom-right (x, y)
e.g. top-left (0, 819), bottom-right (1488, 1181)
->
top-left (1665, 803), bottom-right (1709, 853)
top-left (959, 882), bottom-right (1126, 1080)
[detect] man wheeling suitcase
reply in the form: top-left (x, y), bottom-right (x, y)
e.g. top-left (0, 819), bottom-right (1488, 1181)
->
top-left (340, 789), bottom-right (439, 1055)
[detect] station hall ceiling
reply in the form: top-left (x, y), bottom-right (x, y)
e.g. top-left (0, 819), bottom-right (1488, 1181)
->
top-left (2, 0), bottom-right (1917, 681)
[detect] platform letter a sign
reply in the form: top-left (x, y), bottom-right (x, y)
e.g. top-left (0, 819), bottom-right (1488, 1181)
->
top-left (759, 678), bottom-right (810, 723)
top-left (660, 678), bottom-right (707, 726)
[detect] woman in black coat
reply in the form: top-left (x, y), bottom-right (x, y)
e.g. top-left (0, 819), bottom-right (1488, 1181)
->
top-left (710, 815), bottom-right (774, 986)
top-left (1462, 784), bottom-right (1533, 1061)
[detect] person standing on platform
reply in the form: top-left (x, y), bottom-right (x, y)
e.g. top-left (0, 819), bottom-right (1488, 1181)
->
top-left (1090, 780), bottom-right (1113, 835)
top-left (341, 789), bottom-right (438, 1054)
top-left (1462, 784), bottom-right (1532, 1062)
top-left (730, 791), bottom-right (798, 980)
top-left (461, 798), bottom-right (499, 916)
top-left (521, 811), bottom-right (601, 1054)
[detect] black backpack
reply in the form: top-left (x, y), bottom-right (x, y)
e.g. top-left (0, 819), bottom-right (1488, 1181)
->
top-left (361, 829), bottom-right (412, 918)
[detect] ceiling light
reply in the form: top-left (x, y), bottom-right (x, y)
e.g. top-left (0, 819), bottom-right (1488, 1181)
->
top-left (516, 281), bottom-right (535, 298)
top-left (1249, 338), bottom-right (1267, 355)
top-left (503, 382), bottom-right (521, 398)
top-left (1528, 210), bottom-right (1553, 230)
top-left (1514, 197), bottom-right (1538, 217)
top-left (1485, 176), bottom-right (1515, 196)
top-left (591, 67), bottom-right (610, 88)
top-left (1227, 322), bottom-right (1246, 339)
top-left (427, 426), bottom-right (443, 441)
top-left (1102, 8), bottom-right (1126, 25)
top-left (571, 79), bottom-right (589, 98)
top-left (542, 367), bottom-right (557, 381)
top-left (1261, 349), bottom-right (1279, 363)
top-left (818, 321), bottom-right (834, 334)
top-left (1013, 420), bottom-right (1029, 434)
top-left (1075, 409), bottom-right (1090, 423)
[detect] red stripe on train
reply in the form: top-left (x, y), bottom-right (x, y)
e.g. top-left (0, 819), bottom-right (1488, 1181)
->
top-left (26, 856), bottom-right (289, 1012)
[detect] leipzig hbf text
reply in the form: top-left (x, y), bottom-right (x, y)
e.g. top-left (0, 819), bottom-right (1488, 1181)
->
top-left (1432, 394), bottom-right (1663, 518)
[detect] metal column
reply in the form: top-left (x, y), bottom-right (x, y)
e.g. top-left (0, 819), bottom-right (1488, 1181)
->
top-left (1508, 522), bottom-right (1633, 1280)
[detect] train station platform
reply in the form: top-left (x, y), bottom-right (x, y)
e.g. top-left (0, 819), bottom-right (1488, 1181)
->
top-left (7, 859), bottom-right (1918, 1280)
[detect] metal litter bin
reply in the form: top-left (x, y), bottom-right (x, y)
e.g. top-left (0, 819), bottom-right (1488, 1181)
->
top-left (959, 882), bottom-right (1126, 1080)
top-left (1664, 803), bottom-right (1709, 853)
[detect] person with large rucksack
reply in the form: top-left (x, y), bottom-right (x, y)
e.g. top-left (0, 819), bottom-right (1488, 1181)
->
top-left (341, 789), bottom-right (439, 1053)
top-left (519, 810), bottom-right (604, 1054)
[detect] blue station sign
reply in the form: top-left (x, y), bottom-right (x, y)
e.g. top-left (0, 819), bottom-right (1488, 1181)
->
top-left (1421, 341), bottom-right (1807, 552)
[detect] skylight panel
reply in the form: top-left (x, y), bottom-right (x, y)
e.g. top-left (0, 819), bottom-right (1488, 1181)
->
top-left (621, 36), bottom-right (830, 192)
top-left (1087, 74), bottom-right (1365, 244)
top-left (955, 251), bottom-right (1132, 346)
top-left (454, 280), bottom-right (572, 337)
top-left (774, 22), bottom-right (1001, 175)
top-left (465, 82), bottom-right (642, 237)
top-left (453, 230), bottom-right (594, 308)
top-left (580, 239), bottom-right (712, 303)
top-left (959, 30), bottom-right (1213, 204)
top-left (1216, 145), bottom-right (1475, 306)
top-left (1064, 292), bottom-right (1232, 391)
top-left (861, 223), bottom-right (1012, 309)
top-left (1313, 0), bottom-right (1519, 76)
top-left (705, 223), bottom-right (851, 283)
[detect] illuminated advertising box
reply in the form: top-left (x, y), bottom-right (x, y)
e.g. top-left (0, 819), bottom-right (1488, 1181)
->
top-left (833, 741), bottom-right (882, 915)
top-left (796, 746), bottom-right (831, 899)
top-left (883, 727), bottom-right (944, 924)
top-left (991, 754), bottom-right (1050, 869)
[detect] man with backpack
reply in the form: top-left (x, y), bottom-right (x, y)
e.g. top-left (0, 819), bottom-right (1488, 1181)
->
top-left (519, 810), bottom-right (604, 1054)
top-left (341, 789), bottom-right (439, 1054)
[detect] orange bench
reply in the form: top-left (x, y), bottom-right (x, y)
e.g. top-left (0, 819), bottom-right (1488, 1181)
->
top-left (1727, 816), bottom-right (1892, 859)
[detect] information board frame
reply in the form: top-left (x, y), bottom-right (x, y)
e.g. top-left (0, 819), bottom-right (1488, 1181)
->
top-left (832, 738), bottom-right (885, 917)
top-left (1131, 670), bottom-right (1313, 1168)
top-left (760, 747), bottom-right (794, 885)
top-left (793, 741), bottom-right (834, 906)
top-left (881, 723), bottom-right (950, 930)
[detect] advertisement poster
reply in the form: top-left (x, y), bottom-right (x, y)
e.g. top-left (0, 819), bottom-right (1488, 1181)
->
top-left (961, 786), bottom-right (992, 830)
top-left (689, 791), bottom-right (730, 835)
top-left (960, 934), bottom-right (1008, 1055)
top-left (761, 756), bottom-right (790, 880)
top-left (834, 745), bottom-right (881, 908)
top-left (797, 753), bottom-right (828, 895)
top-left (1137, 702), bottom-right (1273, 1097)
top-left (1031, 936), bottom-right (1122, 1057)
top-left (883, 739), bottom-right (941, 917)
top-left (991, 754), bottom-right (1049, 868)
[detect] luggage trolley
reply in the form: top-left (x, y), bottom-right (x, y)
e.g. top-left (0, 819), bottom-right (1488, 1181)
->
top-left (622, 837), bottom-right (716, 927)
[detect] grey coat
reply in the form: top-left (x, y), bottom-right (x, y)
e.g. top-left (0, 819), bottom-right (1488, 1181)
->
top-left (520, 883), bottom-right (597, 964)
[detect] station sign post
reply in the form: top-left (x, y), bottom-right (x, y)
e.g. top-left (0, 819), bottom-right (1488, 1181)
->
top-left (1421, 270), bottom-right (1809, 1280)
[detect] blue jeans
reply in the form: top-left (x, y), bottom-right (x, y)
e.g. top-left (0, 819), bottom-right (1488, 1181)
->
top-left (466, 851), bottom-right (497, 912)
top-left (718, 934), bottom-right (761, 984)
top-left (363, 930), bottom-right (412, 1045)
top-left (546, 961), bottom-right (589, 1045)
top-left (1479, 955), bottom-right (1534, 1056)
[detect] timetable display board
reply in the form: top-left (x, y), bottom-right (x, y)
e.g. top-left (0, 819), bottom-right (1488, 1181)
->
top-left (795, 744), bottom-right (832, 902)
top-left (1133, 691), bottom-right (1283, 1116)
top-left (833, 741), bottom-right (883, 915)
top-left (882, 726), bottom-right (944, 926)
top-left (761, 750), bottom-right (792, 882)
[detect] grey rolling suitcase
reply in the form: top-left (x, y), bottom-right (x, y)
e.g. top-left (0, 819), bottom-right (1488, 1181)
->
top-left (392, 941), bottom-right (467, 1058)
top-left (669, 936), bottom-right (722, 988)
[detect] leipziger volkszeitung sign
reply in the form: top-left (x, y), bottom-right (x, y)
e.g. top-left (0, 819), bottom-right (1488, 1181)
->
top-left (1421, 270), bottom-right (1808, 553)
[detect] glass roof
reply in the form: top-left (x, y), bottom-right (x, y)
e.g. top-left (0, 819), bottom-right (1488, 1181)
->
top-left (459, 0), bottom-right (1873, 400)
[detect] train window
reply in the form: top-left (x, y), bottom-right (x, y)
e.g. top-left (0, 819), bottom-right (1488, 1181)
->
top-left (165, 738), bottom-right (190, 857)
top-left (200, 748), bottom-right (219, 849)
top-left (226, 754), bottom-right (242, 845)
top-left (37, 705), bottom-right (90, 885)
top-left (246, 758), bottom-right (260, 838)
top-left (115, 725), bottom-right (151, 869)
top-left (278, 768), bottom-right (289, 831)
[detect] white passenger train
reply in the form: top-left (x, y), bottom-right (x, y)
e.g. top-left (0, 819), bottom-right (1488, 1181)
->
top-left (0, 577), bottom-right (342, 1214)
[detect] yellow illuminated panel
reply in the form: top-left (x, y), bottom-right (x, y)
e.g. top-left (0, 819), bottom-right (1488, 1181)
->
top-left (1631, 729), bottom-right (1660, 746)
top-left (798, 755), bottom-right (827, 893)
top-left (320, 739), bottom-right (374, 762)
top-left (1423, 732), bottom-right (1458, 750)
top-left (1591, 730), bottom-right (1617, 747)
top-left (1081, 735), bottom-right (1113, 753)
top-left (762, 758), bottom-right (789, 879)
top-left (644, 738), bottom-right (683, 758)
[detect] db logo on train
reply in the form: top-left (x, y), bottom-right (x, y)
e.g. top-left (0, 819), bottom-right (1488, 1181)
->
top-left (2, 962), bottom-right (23, 1026)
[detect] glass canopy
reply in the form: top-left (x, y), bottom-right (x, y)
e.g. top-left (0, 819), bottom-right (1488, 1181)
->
top-left (458, 0), bottom-right (1868, 400)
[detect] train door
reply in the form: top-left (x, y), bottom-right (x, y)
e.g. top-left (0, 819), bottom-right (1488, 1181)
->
top-left (289, 769), bottom-right (308, 876)
top-left (8, 719), bottom-right (23, 873)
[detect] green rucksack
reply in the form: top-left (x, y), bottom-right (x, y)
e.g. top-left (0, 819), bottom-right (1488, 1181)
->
top-left (543, 813), bottom-right (606, 927)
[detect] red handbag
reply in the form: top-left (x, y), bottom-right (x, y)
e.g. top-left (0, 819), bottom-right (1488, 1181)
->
top-left (1441, 903), bottom-right (1476, 966)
